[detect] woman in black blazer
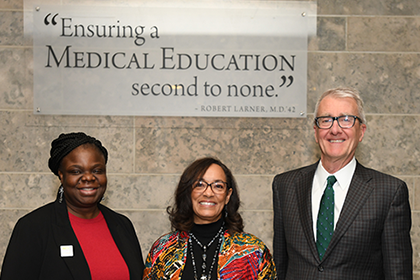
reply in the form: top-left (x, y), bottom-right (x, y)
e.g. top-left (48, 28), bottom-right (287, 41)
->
top-left (0, 132), bottom-right (144, 280)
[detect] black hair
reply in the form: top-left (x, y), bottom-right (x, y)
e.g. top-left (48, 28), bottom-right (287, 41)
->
top-left (48, 132), bottom-right (108, 176)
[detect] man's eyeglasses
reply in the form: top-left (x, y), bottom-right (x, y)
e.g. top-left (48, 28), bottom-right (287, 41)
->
top-left (314, 115), bottom-right (363, 129)
top-left (192, 180), bottom-right (228, 194)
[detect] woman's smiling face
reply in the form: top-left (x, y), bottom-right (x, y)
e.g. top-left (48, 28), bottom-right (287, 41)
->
top-left (58, 144), bottom-right (107, 217)
top-left (191, 164), bottom-right (232, 224)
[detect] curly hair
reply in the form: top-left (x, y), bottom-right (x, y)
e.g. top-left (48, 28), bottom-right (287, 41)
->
top-left (167, 157), bottom-right (244, 234)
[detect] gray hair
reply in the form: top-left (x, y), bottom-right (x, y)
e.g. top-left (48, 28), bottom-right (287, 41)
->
top-left (314, 87), bottom-right (367, 125)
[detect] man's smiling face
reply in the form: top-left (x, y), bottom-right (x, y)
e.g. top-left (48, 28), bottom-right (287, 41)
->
top-left (314, 96), bottom-right (367, 168)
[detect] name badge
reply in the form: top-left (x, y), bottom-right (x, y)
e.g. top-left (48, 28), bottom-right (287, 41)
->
top-left (60, 245), bottom-right (73, 257)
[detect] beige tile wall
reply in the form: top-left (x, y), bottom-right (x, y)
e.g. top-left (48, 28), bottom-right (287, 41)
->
top-left (1, 0), bottom-right (419, 277)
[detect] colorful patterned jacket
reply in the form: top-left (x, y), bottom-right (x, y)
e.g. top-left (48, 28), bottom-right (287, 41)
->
top-left (143, 230), bottom-right (277, 280)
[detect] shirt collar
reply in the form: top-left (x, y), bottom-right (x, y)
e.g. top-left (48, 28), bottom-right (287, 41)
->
top-left (315, 157), bottom-right (357, 191)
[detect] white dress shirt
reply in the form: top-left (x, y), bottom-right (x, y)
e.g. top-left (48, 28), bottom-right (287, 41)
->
top-left (312, 157), bottom-right (357, 239)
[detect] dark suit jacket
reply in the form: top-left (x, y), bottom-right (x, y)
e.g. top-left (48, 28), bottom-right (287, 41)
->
top-left (272, 161), bottom-right (412, 280)
top-left (0, 199), bottom-right (144, 280)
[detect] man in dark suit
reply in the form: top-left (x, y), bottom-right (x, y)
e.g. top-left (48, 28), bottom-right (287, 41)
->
top-left (272, 87), bottom-right (412, 279)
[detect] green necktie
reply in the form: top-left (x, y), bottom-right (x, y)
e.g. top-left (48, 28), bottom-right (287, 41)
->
top-left (316, 175), bottom-right (337, 260)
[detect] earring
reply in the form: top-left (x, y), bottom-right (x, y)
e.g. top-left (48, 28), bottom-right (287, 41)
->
top-left (224, 205), bottom-right (228, 218)
top-left (58, 185), bottom-right (64, 203)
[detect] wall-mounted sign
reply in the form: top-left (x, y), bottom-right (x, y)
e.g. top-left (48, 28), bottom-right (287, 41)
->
top-left (28, 1), bottom-right (316, 117)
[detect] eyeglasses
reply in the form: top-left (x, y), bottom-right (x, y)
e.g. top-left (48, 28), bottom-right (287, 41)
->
top-left (315, 115), bottom-right (362, 129)
top-left (192, 180), bottom-right (228, 194)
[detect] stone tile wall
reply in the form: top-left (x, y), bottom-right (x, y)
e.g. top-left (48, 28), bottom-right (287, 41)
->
top-left (1, 0), bottom-right (419, 277)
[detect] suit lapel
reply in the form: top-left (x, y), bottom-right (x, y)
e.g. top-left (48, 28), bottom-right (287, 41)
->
top-left (295, 163), bottom-right (319, 261)
top-left (99, 205), bottom-right (133, 277)
top-left (322, 162), bottom-right (374, 260)
top-left (52, 201), bottom-right (91, 280)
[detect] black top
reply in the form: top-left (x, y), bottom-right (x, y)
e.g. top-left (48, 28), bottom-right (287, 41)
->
top-left (182, 218), bottom-right (224, 280)
top-left (0, 199), bottom-right (144, 280)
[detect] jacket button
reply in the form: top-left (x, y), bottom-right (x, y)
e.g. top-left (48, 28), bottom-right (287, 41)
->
top-left (318, 265), bottom-right (324, 272)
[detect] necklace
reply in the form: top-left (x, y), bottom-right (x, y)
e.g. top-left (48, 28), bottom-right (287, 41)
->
top-left (189, 225), bottom-right (224, 280)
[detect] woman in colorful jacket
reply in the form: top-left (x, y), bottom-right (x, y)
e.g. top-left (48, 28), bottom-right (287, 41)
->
top-left (143, 157), bottom-right (276, 280)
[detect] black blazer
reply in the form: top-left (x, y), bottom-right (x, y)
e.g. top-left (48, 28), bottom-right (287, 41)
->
top-left (0, 199), bottom-right (144, 280)
top-left (272, 161), bottom-right (412, 280)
